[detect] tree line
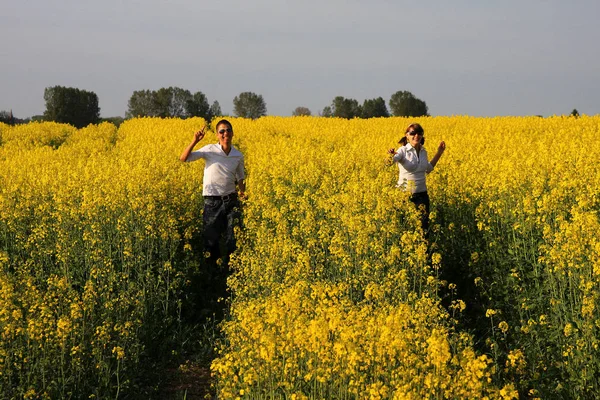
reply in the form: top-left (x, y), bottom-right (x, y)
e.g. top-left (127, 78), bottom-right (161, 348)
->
top-left (313, 91), bottom-right (428, 119)
top-left (2, 85), bottom-right (430, 128)
top-left (1, 86), bottom-right (588, 128)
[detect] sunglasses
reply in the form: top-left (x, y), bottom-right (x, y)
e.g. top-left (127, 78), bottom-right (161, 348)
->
top-left (218, 128), bottom-right (233, 134)
top-left (407, 130), bottom-right (423, 136)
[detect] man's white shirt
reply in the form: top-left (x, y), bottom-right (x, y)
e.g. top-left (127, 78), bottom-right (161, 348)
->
top-left (186, 143), bottom-right (245, 196)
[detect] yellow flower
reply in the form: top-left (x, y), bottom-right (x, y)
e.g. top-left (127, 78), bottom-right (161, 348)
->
top-left (499, 383), bottom-right (519, 399)
top-left (498, 321), bottom-right (509, 334)
top-left (112, 346), bottom-right (125, 360)
top-left (563, 323), bottom-right (574, 337)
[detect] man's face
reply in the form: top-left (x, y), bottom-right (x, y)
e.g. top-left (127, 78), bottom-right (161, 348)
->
top-left (217, 124), bottom-right (233, 145)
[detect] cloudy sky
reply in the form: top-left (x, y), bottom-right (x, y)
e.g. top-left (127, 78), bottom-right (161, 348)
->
top-left (2, 0), bottom-right (599, 118)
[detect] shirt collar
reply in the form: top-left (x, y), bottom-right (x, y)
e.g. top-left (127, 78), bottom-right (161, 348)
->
top-left (404, 143), bottom-right (423, 152)
top-left (214, 143), bottom-right (241, 156)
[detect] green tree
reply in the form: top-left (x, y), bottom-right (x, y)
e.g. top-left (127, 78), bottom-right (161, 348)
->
top-left (153, 87), bottom-right (173, 118)
top-left (292, 106), bottom-right (311, 116)
top-left (209, 101), bottom-right (222, 119)
top-left (169, 87), bottom-right (193, 118)
top-left (361, 97), bottom-right (389, 118)
top-left (321, 106), bottom-right (333, 117)
top-left (0, 110), bottom-right (16, 125)
top-left (126, 90), bottom-right (157, 118)
top-left (570, 108), bottom-right (580, 118)
top-left (153, 87), bottom-right (193, 118)
top-left (43, 86), bottom-right (100, 128)
top-left (185, 91), bottom-right (211, 119)
top-left (389, 90), bottom-right (429, 117)
top-left (127, 87), bottom-right (210, 119)
top-left (331, 96), bottom-right (361, 119)
top-left (233, 92), bottom-right (267, 119)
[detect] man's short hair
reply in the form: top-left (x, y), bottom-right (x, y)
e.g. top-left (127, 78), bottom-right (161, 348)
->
top-left (215, 119), bottom-right (232, 130)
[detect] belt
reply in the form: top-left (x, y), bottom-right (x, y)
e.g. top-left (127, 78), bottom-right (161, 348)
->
top-left (204, 193), bottom-right (237, 202)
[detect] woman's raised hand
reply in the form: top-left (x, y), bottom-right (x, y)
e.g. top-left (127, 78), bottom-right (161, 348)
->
top-left (438, 141), bottom-right (446, 153)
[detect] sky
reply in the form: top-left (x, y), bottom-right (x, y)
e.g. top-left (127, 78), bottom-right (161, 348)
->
top-left (1, 0), bottom-right (599, 118)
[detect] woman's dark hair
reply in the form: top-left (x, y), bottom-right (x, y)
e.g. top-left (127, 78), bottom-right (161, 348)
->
top-left (399, 123), bottom-right (425, 146)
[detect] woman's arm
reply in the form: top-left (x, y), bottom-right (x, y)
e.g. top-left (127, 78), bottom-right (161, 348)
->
top-left (429, 141), bottom-right (446, 168)
top-left (389, 147), bottom-right (405, 163)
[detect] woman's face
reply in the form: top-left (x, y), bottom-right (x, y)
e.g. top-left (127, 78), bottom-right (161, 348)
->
top-left (406, 129), bottom-right (423, 148)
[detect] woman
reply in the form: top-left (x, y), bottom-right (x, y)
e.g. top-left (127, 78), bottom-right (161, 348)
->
top-left (388, 123), bottom-right (445, 235)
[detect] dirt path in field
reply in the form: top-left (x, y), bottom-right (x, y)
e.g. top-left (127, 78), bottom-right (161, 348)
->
top-left (155, 253), bottom-right (231, 399)
top-left (160, 363), bottom-right (214, 399)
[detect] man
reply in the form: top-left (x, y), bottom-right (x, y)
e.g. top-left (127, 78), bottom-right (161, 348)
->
top-left (180, 119), bottom-right (246, 265)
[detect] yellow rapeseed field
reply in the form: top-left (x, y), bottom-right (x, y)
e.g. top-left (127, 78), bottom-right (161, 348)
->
top-left (0, 116), bottom-right (598, 399)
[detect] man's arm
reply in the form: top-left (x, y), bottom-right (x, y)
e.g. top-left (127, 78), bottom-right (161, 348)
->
top-left (179, 127), bottom-right (206, 161)
top-left (237, 179), bottom-right (246, 197)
